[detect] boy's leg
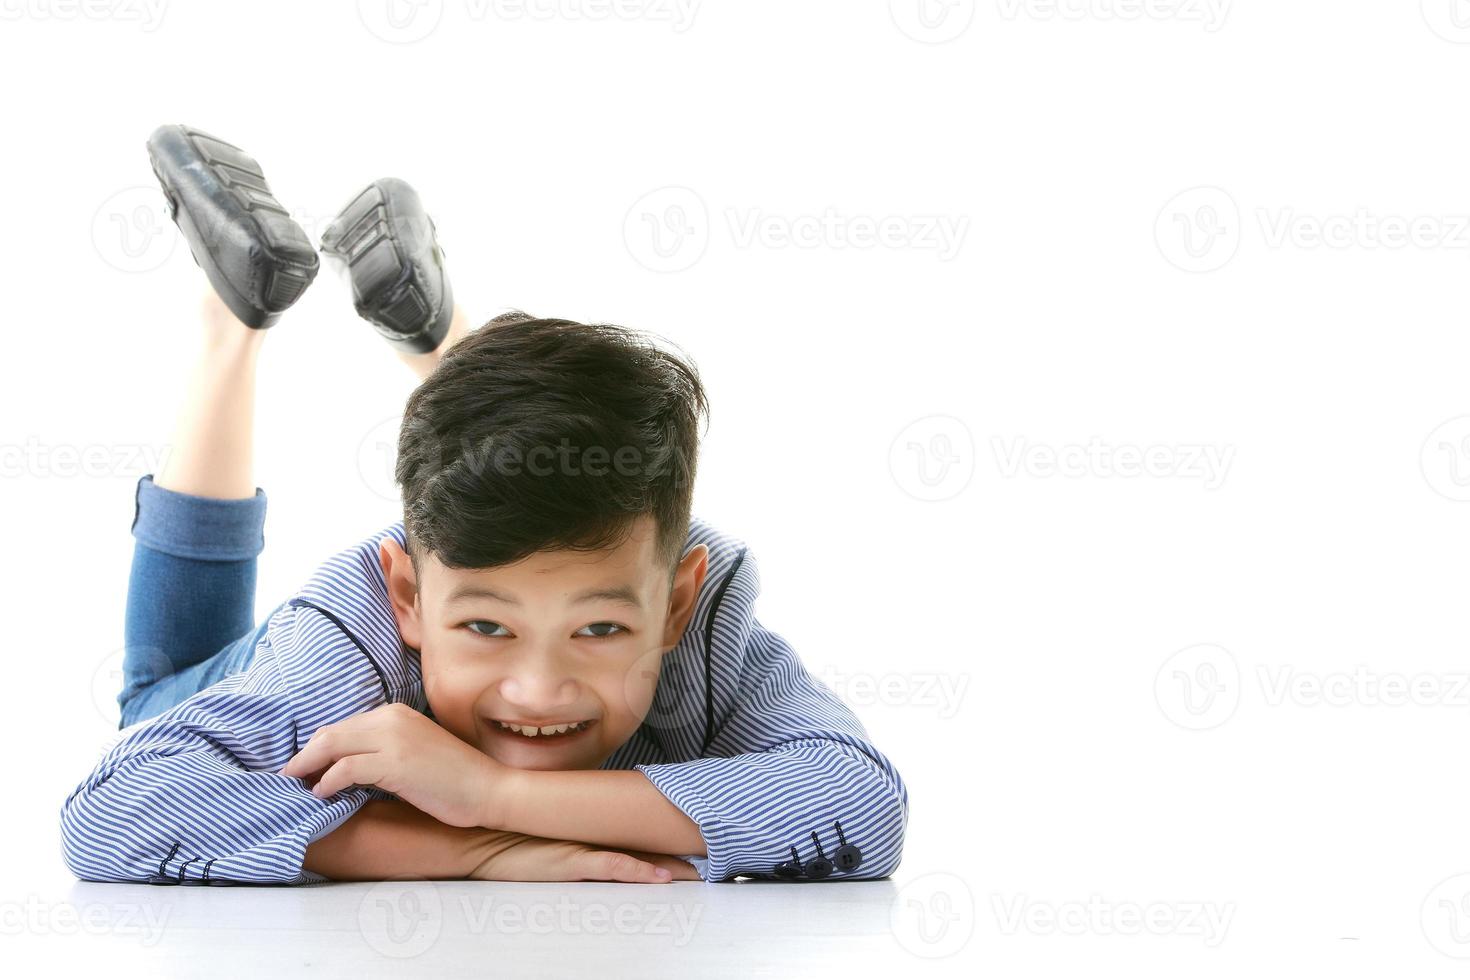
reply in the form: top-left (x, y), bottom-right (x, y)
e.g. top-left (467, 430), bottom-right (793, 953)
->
top-left (396, 304), bottom-right (469, 382)
top-left (120, 479), bottom-right (274, 727)
top-left (117, 292), bottom-right (271, 728)
top-left (117, 290), bottom-right (469, 728)
top-left (117, 146), bottom-right (472, 726)
top-left (116, 125), bottom-right (315, 727)
top-left (153, 290), bottom-right (268, 499)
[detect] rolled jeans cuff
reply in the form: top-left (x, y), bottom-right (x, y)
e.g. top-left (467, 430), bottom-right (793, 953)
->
top-left (130, 473), bottom-right (268, 561)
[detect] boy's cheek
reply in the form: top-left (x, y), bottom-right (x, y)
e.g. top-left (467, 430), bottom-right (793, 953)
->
top-left (421, 670), bottom-right (485, 737)
top-left (611, 647), bottom-right (671, 725)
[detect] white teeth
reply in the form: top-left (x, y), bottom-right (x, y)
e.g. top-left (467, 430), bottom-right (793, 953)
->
top-left (496, 720), bottom-right (587, 738)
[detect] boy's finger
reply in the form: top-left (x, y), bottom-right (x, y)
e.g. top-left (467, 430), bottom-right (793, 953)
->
top-left (584, 850), bottom-right (673, 883)
top-left (644, 855), bottom-right (701, 880)
top-left (280, 726), bottom-right (375, 776)
top-left (616, 849), bottom-right (702, 881)
top-left (309, 754), bottom-right (380, 799)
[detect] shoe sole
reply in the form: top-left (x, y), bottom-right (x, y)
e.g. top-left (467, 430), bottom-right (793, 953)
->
top-left (147, 125), bottom-right (318, 328)
top-left (321, 178), bottom-right (453, 353)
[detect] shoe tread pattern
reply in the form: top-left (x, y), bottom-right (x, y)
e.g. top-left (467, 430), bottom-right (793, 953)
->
top-left (320, 178), bottom-right (451, 349)
top-left (146, 123), bottom-right (319, 325)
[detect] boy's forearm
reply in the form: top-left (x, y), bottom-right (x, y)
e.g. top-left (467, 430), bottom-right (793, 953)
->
top-left (303, 797), bottom-right (500, 881)
top-left (495, 769), bottom-right (706, 857)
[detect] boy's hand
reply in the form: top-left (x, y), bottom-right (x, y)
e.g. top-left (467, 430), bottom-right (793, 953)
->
top-left (298, 796), bottom-right (700, 883)
top-left (469, 832), bottom-right (701, 883)
top-left (280, 703), bottom-right (511, 829)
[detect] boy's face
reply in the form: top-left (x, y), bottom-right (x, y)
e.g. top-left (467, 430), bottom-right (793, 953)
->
top-left (379, 515), bottom-right (708, 771)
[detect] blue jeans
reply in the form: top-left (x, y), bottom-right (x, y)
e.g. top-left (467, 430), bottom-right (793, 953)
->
top-left (118, 473), bottom-right (287, 729)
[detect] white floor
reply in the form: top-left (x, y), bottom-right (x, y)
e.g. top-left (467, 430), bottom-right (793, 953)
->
top-left (6, 865), bottom-right (972, 979)
top-left (7, 794), bottom-right (1441, 977)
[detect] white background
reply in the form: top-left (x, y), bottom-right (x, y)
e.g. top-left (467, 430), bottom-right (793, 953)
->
top-left (4, 0), bottom-right (1470, 975)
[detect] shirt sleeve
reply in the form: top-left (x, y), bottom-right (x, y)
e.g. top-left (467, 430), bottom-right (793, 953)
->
top-left (58, 602), bottom-right (395, 885)
top-left (634, 611), bottom-right (910, 883)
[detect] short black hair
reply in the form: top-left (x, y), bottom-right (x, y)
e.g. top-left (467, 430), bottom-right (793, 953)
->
top-left (395, 311), bottom-right (709, 588)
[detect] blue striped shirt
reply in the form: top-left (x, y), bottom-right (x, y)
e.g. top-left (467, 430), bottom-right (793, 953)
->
top-left (60, 517), bottom-right (909, 884)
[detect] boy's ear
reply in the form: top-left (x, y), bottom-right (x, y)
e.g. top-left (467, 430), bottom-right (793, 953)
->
top-left (661, 544), bottom-right (709, 652)
top-left (379, 539), bottom-right (424, 652)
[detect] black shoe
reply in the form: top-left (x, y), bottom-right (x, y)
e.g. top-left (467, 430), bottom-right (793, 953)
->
top-left (320, 178), bottom-right (454, 355)
top-left (145, 124), bottom-right (319, 329)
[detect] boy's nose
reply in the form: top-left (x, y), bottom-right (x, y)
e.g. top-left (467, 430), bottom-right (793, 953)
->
top-left (497, 671), bottom-right (583, 714)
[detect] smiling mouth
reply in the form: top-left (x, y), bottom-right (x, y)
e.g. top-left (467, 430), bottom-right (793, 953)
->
top-left (489, 718), bottom-right (596, 740)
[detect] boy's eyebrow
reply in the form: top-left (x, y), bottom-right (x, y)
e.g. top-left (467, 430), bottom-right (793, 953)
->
top-left (446, 583), bottom-right (643, 609)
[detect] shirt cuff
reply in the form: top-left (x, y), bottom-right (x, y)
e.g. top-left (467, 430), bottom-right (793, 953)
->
top-left (634, 741), bottom-right (908, 883)
top-left (635, 761), bottom-right (728, 881)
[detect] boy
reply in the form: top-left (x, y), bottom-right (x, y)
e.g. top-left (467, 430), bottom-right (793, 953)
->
top-left (59, 125), bottom-right (909, 885)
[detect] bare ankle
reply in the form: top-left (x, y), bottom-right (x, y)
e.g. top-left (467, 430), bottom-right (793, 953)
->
top-left (200, 290), bottom-right (266, 352)
top-left (398, 305), bottom-right (469, 381)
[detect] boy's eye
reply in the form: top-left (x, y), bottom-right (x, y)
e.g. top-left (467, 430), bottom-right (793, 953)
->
top-left (463, 621), bottom-right (627, 639)
top-left (575, 622), bottom-right (627, 639)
